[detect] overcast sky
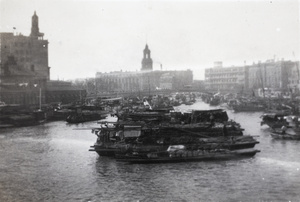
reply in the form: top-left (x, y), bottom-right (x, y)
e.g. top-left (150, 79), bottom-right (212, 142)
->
top-left (1, 0), bottom-right (299, 80)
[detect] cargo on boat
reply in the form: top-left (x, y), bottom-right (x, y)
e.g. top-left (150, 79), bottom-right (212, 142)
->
top-left (89, 109), bottom-right (260, 163)
top-left (66, 105), bottom-right (109, 124)
top-left (232, 102), bottom-right (265, 112)
top-left (260, 113), bottom-right (288, 129)
top-left (0, 105), bottom-right (46, 127)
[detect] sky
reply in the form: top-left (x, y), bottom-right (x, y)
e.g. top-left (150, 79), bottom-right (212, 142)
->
top-left (0, 0), bottom-right (299, 80)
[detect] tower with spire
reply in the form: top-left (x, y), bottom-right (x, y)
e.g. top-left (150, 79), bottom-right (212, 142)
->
top-left (30, 11), bottom-right (44, 39)
top-left (141, 44), bottom-right (153, 71)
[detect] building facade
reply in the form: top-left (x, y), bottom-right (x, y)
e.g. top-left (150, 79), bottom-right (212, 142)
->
top-left (96, 70), bottom-right (193, 93)
top-left (0, 12), bottom-right (84, 106)
top-left (0, 12), bottom-right (50, 82)
top-left (96, 44), bottom-right (193, 94)
top-left (205, 62), bottom-right (246, 92)
top-left (205, 60), bottom-right (300, 93)
top-left (46, 80), bottom-right (86, 104)
top-left (247, 59), bottom-right (299, 91)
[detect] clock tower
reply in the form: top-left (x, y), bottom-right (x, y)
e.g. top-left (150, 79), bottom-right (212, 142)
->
top-left (141, 44), bottom-right (153, 71)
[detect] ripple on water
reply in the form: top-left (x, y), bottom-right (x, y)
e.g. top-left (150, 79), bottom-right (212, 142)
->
top-left (0, 102), bottom-right (300, 201)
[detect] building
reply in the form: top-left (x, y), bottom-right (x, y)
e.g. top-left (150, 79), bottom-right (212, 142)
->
top-left (247, 59), bottom-right (299, 91)
top-left (0, 12), bottom-right (50, 82)
top-left (204, 59), bottom-right (300, 94)
top-left (204, 62), bottom-right (246, 92)
top-left (46, 80), bottom-right (86, 104)
top-left (141, 44), bottom-right (153, 71)
top-left (0, 12), bottom-right (84, 106)
top-left (96, 44), bottom-right (193, 94)
top-left (96, 69), bottom-right (193, 93)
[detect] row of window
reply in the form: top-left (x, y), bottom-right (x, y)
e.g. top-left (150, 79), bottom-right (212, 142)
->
top-left (207, 84), bottom-right (238, 89)
top-left (206, 74), bottom-right (244, 78)
top-left (208, 79), bottom-right (238, 83)
top-left (17, 57), bottom-right (31, 62)
top-left (14, 49), bottom-right (32, 55)
top-left (98, 78), bottom-right (140, 84)
top-left (206, 68), bottom-right (244, 73)
top-left (1, 93), bottom-right (40, 105)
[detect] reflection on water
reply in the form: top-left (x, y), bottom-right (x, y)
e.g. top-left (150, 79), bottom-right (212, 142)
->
top-left (0, 101), bottom-right (300, 201)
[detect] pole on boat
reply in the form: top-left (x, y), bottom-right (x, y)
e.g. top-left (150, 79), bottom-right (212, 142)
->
top-left (39, 87), bottom-right (42, 111)
top-left (34, 83), bottom-right (42, 111)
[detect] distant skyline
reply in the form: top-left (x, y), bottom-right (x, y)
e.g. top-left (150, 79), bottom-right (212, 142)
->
top-left (0, 0), bottom-right (299, 80)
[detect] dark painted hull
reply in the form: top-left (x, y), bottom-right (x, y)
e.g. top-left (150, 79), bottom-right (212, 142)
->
top-left (270, 132), bottom-right (300, 140)
top-left (90, 140), bottom-right (259, 157)
top-left (233, 105), bottom-right (265, 112)
top-left (89, 145), bottom-right (117, 157)
top-left (261, 121), bottom-right (285, 129)
top-left (66, 114), bottom-right (107, 124)
top-left (0, 111), bottom-right (46, 127)
top-left (116, 148), bottom-right (260, 164)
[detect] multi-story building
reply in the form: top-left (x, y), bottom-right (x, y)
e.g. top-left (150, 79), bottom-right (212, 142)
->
top-left (96, 69), bottom-right (193, 93)
top-left (0, 12), bottom-right (84, 105)
top-left (0, 11), bottom-right (50, 82)
top-left (96, 44), bottom-right (193, 94)
top-left (46, 80), bottom-right (86, 104)
top-left (204, 62), bottom-right (246, 92)
top-left (247, 59), bottom-right (299, 91)
top-left (205, 60), bottom-right (300, 93)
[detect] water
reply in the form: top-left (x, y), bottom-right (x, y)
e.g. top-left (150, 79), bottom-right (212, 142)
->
top-left (0, 101), bottom-right (300, 201)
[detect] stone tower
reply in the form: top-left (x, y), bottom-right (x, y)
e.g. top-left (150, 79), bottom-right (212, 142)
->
top-left (141, 44), bottom-right (153, 71)
top-left (30, 11), bottom-right (44, 39)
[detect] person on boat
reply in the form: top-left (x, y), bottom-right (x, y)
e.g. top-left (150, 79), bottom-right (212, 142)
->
top-left (109, 132), bottom-right (118, 142)
top-left (116, 131), bottom-right (124, 140)
top-left (293, 117), bottom-right (299, 128)
top-left (230, 136), bottom-right (235, 144)
top-left (209, 113), bottom-right (215, 124)
top-left (222, 124), bottom-right (228, 136)
top-left (281, 125), bottom-right (287, 134)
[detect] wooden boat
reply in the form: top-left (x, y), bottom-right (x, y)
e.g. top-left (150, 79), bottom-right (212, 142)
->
top-left (270, 132), bottom-right (300, 140)
top-left (209, 97), bottom-right (221, 106)
top-left (232, 103), bottom-right (265, 112)
top-left (261, 114), bottom-right (300, 135)
top-left (89, 123), bottom-right (143, 156)
top-left (116, 148), bottom-right (260, 164)
top-left (0, 105), bottom-right (46, 127)
top-left (66, 113), bottom-right (107, 124)
top-left (260, 113), bottom-right (288, 129)
top-left (226, 99), bottom-right (238, 110)
top-left (89, 109), bottom-right (259, 160)
top-left (66, 105), bottom-right (109, 124)
top-left (89, 121), bottom-right (258, 157)
top-left (47, 108), bottom-right (73, 121)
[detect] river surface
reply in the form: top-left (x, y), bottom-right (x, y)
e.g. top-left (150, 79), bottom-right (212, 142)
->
top-left (0, 101), bottom-right (300, 202)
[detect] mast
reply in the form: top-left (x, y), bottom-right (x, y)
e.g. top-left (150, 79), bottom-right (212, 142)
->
top-left (39, 87), bottom-right (42, 111)
top-left (258, 65), bottom-right (265, 98)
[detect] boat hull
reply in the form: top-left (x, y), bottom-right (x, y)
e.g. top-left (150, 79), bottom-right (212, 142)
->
top-left (116, 148), bottom-right (260, 164)
top-left (66, 114), bottom-right (107, 124)
top-left (270, 132), bottom-right (300, 140)
top-left (233, 106), bottom-right (265, 112)
top-left (89, 145), bottom-right (119, 157)
top-left (90, 139), bottom-right (259, 157)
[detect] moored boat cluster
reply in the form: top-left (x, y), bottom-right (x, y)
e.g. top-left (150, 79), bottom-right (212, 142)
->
top-left (202, 91), bottom-right (300, 141)
top-left (261, 113), bottom-right (300, 140)
top-left (89, 105), bottom-right (260, 164)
